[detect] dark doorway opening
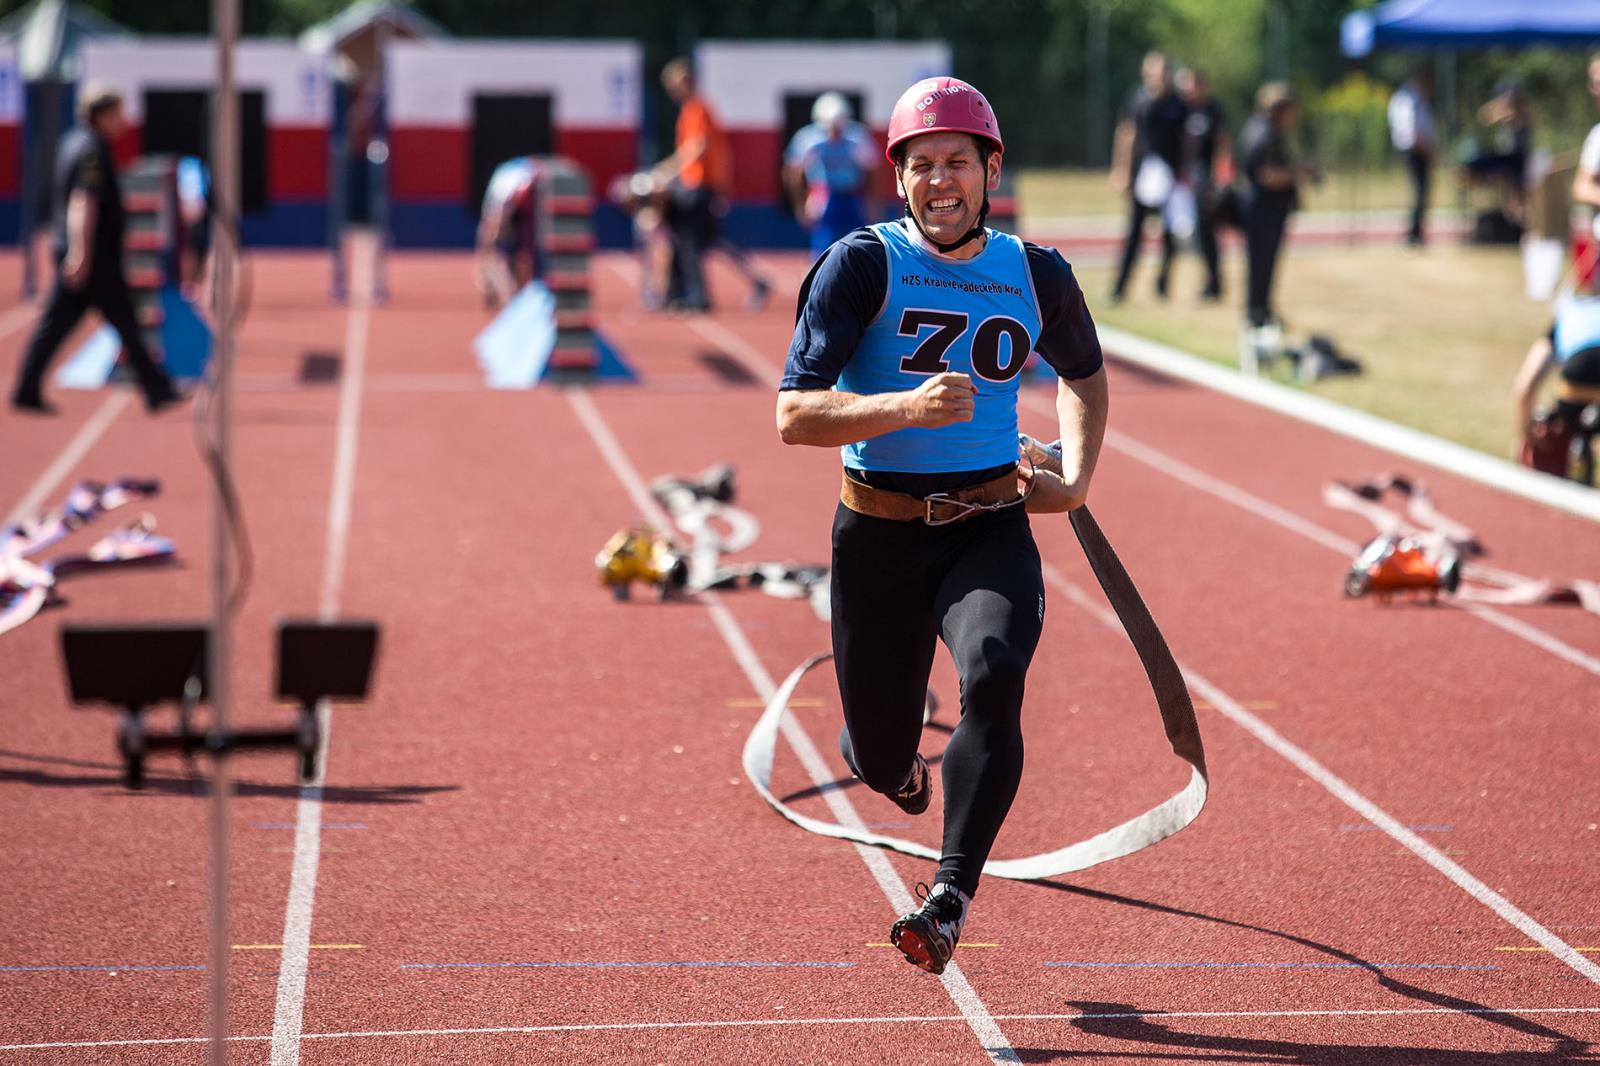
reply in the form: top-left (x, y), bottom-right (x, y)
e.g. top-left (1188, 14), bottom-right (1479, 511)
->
top-left (469, 94), bottom-right (553, 215)
top-left (141, 88), bottom-right (267, 213)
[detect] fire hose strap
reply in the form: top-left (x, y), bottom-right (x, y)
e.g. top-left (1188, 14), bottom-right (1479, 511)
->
top-left (742, 504), bottom-right (1208, 881)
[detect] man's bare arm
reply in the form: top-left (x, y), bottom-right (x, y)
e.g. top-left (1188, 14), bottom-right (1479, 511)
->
top-left (62, 190), bottom-right (96, 289)
top-left (1110, 120), bottom-right (1134, 189)
top-left (654, 133), bottom-right (708, 184)
top-left (782, 162), bottom-right (808, 216)
top-left (1054, 367), bottom-right (1109, 509)
top-left (1512, 335), bottom-right (1555, 453)
top-left (776, 372), bottom-right (976, 447)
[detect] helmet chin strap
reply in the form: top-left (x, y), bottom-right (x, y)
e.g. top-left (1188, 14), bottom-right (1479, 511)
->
top-left (906, 194), bottom-right (991, 254)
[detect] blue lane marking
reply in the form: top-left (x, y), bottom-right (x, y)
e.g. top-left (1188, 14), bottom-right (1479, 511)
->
top-left (1045, 961), bottom-right (1497, 970)
top-left (0, 964), bottom-right (206, 973)
top-left (401, 961), bottom-right (854, 970)
top-left (1337, 823), bottom-right (1453, 833)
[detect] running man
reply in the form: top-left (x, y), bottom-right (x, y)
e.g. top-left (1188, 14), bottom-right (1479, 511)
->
top-left (783, 92), bottom-right (878, 259)
top-left (11, 83), bottom-right (180, 415)
top-left (775, 77), bottom-right (1107, 974)
top-left (474, 155), bottom-right (539, 307)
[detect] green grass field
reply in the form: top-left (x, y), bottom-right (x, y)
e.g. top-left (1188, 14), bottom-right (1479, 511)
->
top-left (1018, 166), bottom-right (1449, 221)
top-left (1068, 241), bottom-right (1553, 459)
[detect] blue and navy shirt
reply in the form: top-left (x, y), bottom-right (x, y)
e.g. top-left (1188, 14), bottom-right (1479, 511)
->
top-left (781, 221), bottom-right (1102, 495)
top-left (1553, 295), bottom-right (1600, 368)
top-left (784, 120), bottom-right (876, 193)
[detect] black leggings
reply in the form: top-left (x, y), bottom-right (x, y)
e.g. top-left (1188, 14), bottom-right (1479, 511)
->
top-left (1111, 196), bottom-right (1176, 299)
top-left (830, 501), bottom-right (1044, 898)
top-left (13, 267), bottom-right (173, 406)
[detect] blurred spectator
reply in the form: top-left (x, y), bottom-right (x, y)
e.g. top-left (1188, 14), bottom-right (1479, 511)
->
top-left (1575, 53), bottom-right (1600, 216)
top-left (474, 155), bottom-right (539, 307)
top-left (1464, 80), bottom-right (1533, 225)
top-left (1513, 294), bottom-right (1600, 472)
top-left (608, 169), bottom-right (672, 310)
top-left (1574, 54), bottom-right (1600, 292)
top-left (1110, 51), bottom-right (1186, 302)
top-left (10, 83), bottom-right (179, 415)
top-left (1238, 83), bottom-right (1314, 328)
top-left (1388, 69), bottom-right (1436, 247)
top-left (654, 58), bottom-right (769, 313)
top-left (783, 92), bottom-right (877, 260)
top-left (176, 155), bottom-right (212, 293)
top-left (1177, 67), bottom-right (1230, 301)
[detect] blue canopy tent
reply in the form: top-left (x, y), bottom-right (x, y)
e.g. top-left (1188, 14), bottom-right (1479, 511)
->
top-left (1343, 0), bottom-right (1600, 57)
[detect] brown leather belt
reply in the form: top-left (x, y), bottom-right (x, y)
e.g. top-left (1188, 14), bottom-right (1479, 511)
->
top-left (840, 468), bottom-right (1025, 526)
top-left (1556, 381), bottom-right (1600, 406)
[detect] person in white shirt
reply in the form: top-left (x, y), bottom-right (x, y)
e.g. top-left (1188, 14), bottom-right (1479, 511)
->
top-left (1575, 54), bottom-right (1600, 216)
top-left (1388, 70), bottom-right (1435, 246)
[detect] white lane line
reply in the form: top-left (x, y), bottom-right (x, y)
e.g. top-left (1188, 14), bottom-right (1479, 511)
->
top-left (1093, 323), bottom-right (1600, 524)
top-left (269, 239), bottom-right (373, 1066)
top-left (682, 316), bottom-right (784, 388)
top-left (1039, 560), bottom-right (1600, 987)
top-left (567, 387), bottom-right (1020, 1065)
top-left (1040, 405), bottom-right (1600, 681)
top-left (697, 312), bottom-right (1600, 677)
top-left (0, 301), bottom-right (36, 344)
top-left (619, 272), bottom-right (1600, 935)
top-left (8, 1005), bottom-right (1600, 1051)
top-left (600, 273), bottom-right (1599, 987)
top-left (3, 392), bottom-right (130, 527)
top-left (600, 257), bottom-right (783, 389)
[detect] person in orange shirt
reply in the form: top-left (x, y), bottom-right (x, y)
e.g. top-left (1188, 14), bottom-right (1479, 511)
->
top-left (654, 58), bottom-right (768, 313)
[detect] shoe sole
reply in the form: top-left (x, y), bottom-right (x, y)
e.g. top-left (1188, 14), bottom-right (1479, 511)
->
top-left (890, 915), bottom-right (951, 975)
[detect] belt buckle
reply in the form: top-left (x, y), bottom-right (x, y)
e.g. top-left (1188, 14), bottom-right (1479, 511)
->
top-left (924, 493), bottom-right (973, 526)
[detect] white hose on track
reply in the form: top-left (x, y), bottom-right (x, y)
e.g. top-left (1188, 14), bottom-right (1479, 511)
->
top-left (743, 505), bottom-right (1210, 881)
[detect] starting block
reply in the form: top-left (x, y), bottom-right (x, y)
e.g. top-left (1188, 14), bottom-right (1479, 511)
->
top-left (54, 284), bottom-right (213, 390)
top-left (472, 281), bottom-right (633, 387)
top-left (60, 620), bottom-right (379, 789)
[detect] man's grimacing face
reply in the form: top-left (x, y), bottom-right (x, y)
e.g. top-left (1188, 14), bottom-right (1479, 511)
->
top-left (895, 132), bottom-right (1000, 248)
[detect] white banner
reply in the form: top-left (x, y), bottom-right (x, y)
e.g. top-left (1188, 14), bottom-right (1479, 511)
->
top-left (695, 40), bottom-right (951, 129)
top-left (387, 40), bottom-right (641, 128)
top-left (78, 38), bottom-right (330, 125)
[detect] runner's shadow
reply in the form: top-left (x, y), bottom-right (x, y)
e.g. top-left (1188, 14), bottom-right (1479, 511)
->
top-left (1015, 1001), bottom-right (1598, 1064)
top-left (1011, 881), bottom-right (1594, 1062)
top-left (0, 757), bottom-right (456, 804)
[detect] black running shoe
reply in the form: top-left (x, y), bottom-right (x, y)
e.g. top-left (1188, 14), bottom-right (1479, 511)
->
top-left (890, 881), bottom-right (967, 975)
top-left (888, 753), bottom-right (931, 816)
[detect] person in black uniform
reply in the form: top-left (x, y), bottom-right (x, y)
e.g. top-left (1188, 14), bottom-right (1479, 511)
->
top-left (1177, 68), bottom-right (1229, 301)
top-left (1110, 51), bottom-right (1187, 303)
top-left (10, 83), bottom-right (180, 415)
top-left (1238, 83), bottom-right (1313, 328)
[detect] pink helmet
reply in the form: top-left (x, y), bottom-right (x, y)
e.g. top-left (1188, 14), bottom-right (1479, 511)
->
top-left (884, 76), bottom-right (1003, 163)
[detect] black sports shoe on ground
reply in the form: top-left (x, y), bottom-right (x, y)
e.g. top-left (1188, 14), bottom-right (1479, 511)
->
top-left (747, 279), bottom-right (771, 312)
top-left (888, 752), bottom-right (931, 816)
top-left (10, 392), bottom-right (57, 416)
top-left (890, 881), bottom-right (968, 975)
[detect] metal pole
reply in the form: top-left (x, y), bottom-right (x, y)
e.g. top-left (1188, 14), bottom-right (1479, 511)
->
top-left (1266, 1), bottom-right (1290, 83)
top-left (1086, 7), bottom-right (1110, 168)
top-left (370, 15), bottom-right (390, 303)
top-left (329, 67), bottom-right (347, 302)
top-left (208, 0), bottom-right (239, 1060)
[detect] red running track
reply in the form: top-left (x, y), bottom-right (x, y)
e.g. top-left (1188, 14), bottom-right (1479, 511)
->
top-left (0, 244), bottom-right (1597, 1064)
